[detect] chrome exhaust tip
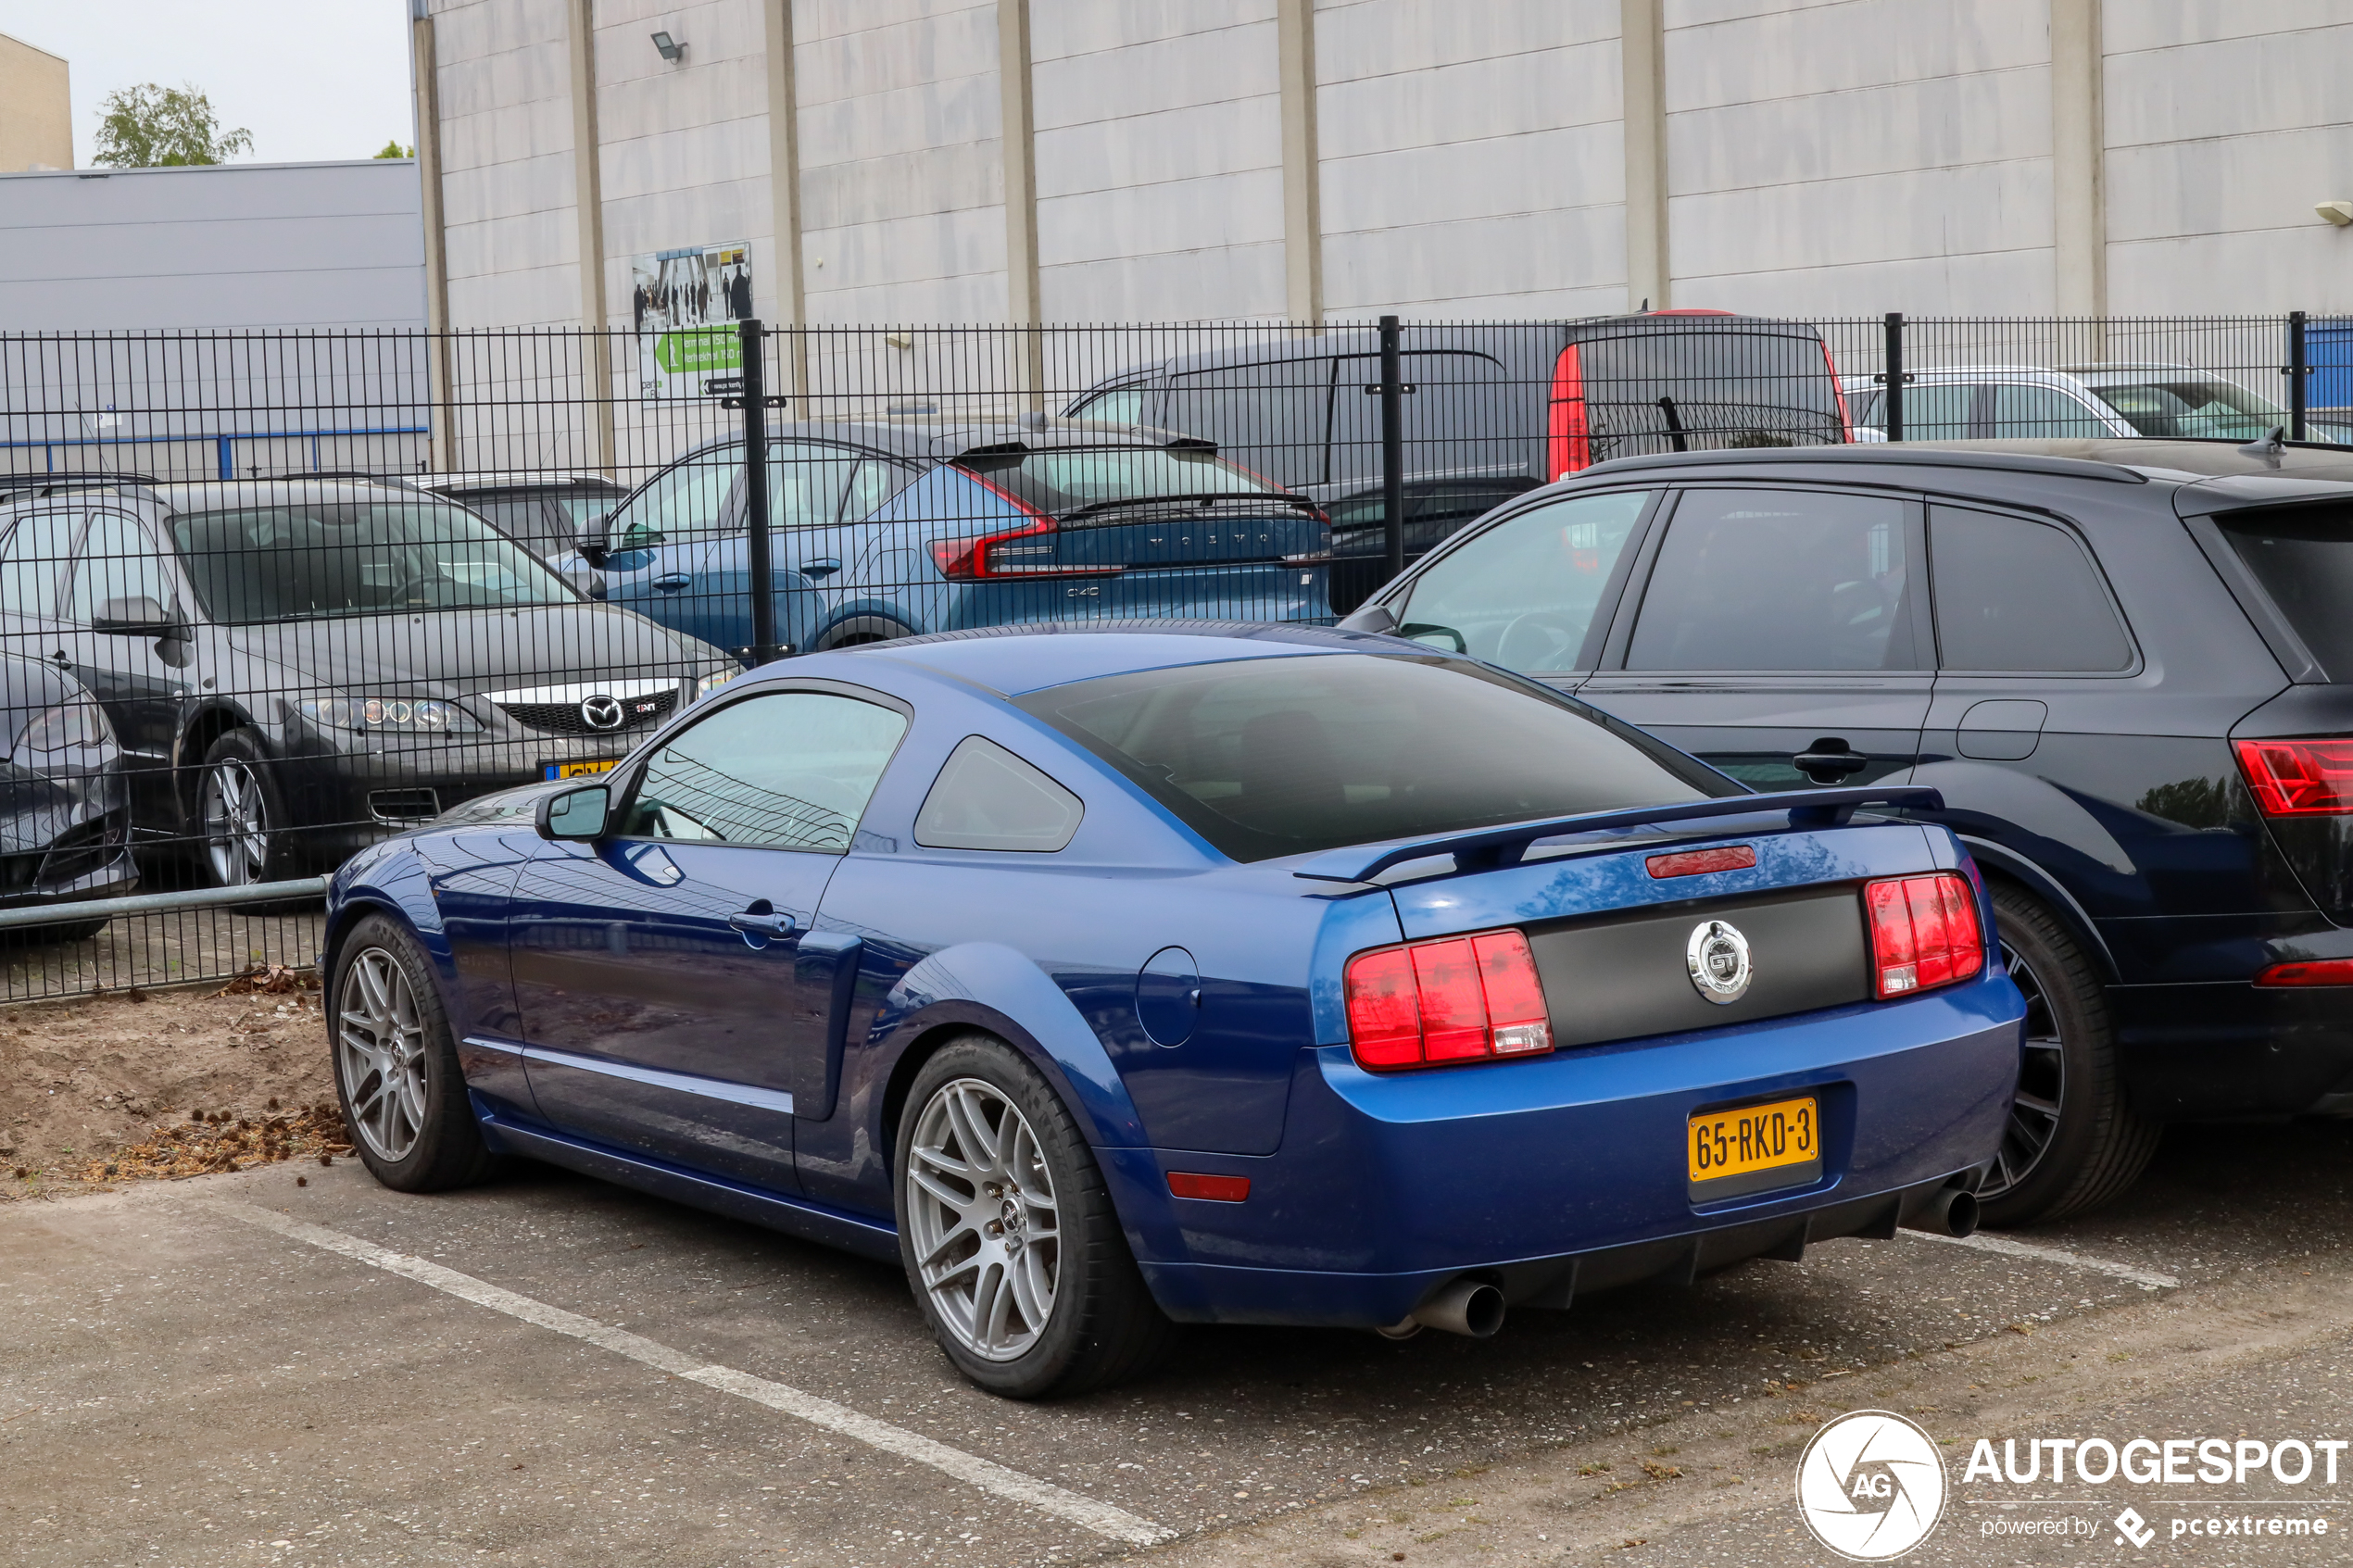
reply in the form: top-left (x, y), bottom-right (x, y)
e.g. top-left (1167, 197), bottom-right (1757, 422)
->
top-left (1411, 1279), bottom-right (1505, 1338)
top-left (1904, 1185), bottom-right (1981, 1238)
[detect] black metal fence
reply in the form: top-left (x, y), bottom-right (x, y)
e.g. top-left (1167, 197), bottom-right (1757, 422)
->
top-left (0, 312), bottom-right (2343, 999)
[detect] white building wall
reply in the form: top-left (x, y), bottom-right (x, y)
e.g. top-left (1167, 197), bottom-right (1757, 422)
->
top-left (1029, 0), bottom-right (1287, 323)
top-left (1316, 0), bottom-right (1628, 320)
top-left (435, 0), bottom-right (583, 330)
top-left (795, 0), bottom-right (1010, 325)
top-left (1663, 0), bottom-right (2056, 317)
top-left (2103, 2), bottom-right (2353, 315)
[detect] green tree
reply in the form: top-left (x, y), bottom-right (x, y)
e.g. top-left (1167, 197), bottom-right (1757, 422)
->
top-left (91, 83), bottom-right (254, 168)
top-left (374, 140), bottom-right (415, 159)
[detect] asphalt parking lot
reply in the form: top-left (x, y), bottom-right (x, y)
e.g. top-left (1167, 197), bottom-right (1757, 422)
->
top-left (6, 1112), bottom-right (2352, 1567)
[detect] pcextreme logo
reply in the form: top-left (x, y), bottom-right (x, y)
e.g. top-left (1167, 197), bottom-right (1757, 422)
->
top-left (1795, 1411), bottom-right (1949, 1561)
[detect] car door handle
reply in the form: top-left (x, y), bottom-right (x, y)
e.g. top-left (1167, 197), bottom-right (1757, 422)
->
top-left (799, 558), bottom-right (842, 580)
top-left (726, 908), bottom-right (798, 938)
top-left (652, 572), bottom-right (693, 592)
top-left (1793, 742), bottom-right (1871, 781)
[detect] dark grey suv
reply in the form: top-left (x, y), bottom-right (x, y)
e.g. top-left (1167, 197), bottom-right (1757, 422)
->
top-left (1340, 437), bottom-right (2353, 1225)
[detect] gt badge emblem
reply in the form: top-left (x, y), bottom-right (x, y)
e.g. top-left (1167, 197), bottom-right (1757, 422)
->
top-left (1686, 919), bottom-right (1754, 1005)
top-left (579, 694), bottom-right (625, 731)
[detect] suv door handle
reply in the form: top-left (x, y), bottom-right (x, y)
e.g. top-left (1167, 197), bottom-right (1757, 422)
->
top-left (799, 558), bottom-right (842, 580)
top-left (1793, 740), bottom-right (1871, 782)
top-left (726, 905), bottom-right (798, 939)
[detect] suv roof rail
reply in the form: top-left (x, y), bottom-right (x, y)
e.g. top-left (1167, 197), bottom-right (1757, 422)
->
top-left (0, 472), bottom-right (164, 502)
top-left (263, 470), bottom-right (423, 488)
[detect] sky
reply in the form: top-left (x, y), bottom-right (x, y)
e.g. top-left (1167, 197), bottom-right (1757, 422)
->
top-left (0, 0), bottom-right (416, 167)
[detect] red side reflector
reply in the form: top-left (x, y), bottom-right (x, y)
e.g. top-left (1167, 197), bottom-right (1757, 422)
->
top-left (2234, 737), bottom-right (2353, 816)
top-left (1167, 1172), bottom-right (1251, 1202)
top-left (1343, 928), bottom-right (1553, 1072)
top-left (2255, 958), bottom-right (2353, 986)
top-left (1863, 872), bottom-right (1983, 1000)
top-left (1646, 845), bottom-right (1756, 879)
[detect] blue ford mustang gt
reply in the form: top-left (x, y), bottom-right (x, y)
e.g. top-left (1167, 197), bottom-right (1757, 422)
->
top-left (322, 623), bottom-right (2021, 1397)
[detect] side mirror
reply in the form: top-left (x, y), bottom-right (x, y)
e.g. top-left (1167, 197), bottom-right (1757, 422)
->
top-left (1336, 602), bottom-right (1398, 634)
top-left (93, 595), bottom-right (190, 640)
top-left (575, 511), bottom-right (612, 570)
top-left (535, 783), bottom-right (610, 841)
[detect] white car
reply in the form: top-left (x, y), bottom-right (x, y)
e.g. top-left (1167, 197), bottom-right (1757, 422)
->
top-left (1839, 362), bottom-right (2350, 445)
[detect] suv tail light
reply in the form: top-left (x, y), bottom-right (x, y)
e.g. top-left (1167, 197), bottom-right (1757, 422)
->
top-left (1343, 929), bottom-right (1552, 1072)
top-left (1545, 344), bottom-right (1591, 480)
top-left (1863, 872), bottom-right (1983, 999)
top-left (2234, 737), bottom-right (2353, 816)
top-left (1821, 338), bottom-right (1854, 443)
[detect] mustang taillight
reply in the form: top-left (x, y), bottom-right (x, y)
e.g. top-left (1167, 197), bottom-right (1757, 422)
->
top-left (2234, 737), bottom-right (2353, 816)
top-left (1863, 872), bottom-right (1984, 999)
top-left (1343, 929), bottom-right (1552, 1072)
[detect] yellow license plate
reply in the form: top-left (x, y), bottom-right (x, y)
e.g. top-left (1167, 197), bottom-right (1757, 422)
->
top-left (543, 759), bottom-right (621, 780)
top-left (1689, 1095), bottom-right (1819, 1185)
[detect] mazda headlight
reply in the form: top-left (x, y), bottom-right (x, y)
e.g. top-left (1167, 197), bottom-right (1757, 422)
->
top-left (12, 700), bottom-right (115, 758)
top-left (695, 667), bottom-right (738, 700)
top-left (296, 696), bottom-right (484, 734)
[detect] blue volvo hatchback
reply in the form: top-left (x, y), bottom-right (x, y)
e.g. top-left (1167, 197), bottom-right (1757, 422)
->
top-left (322, 624), bottom-right (2021, 1397)
top-left (573, 418), bottom-right (1333, 659)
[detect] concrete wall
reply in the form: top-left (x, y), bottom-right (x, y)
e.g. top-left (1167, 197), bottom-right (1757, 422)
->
top-left (0, 31), bottom-right (72, 173)
top-left (415, 0), bottom-right (2353, 327)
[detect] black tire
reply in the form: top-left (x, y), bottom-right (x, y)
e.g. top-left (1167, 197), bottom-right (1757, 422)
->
top-left (1973, 884), bottom-right (2159, 1226)
top-left (195, 727), bottom-right (295, 890)
top-left (893, 1034), bottom-right (1177, 1398)
top-left (328, 913), bottom-right (499, 1193)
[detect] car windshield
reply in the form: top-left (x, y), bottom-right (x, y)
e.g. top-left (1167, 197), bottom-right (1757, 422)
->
top-left (956, 445), bottom-right (1286, 521)
top-left (2087, 379), bottom-right (2283, 440)
top-left (2215, 504), bottom-right (2353, 680)
top-left (170, 499), bottom-right (579, 623)
top-left (1015, 652), bottom-right (1733, 862)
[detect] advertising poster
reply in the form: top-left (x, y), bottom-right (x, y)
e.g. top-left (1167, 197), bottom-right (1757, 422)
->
top-left (631, 241), bottom-right (754, 397)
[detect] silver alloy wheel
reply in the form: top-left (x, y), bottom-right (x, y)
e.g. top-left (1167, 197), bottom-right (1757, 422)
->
top-left (904, 1076), bottom-right (1061, 1361)
top-left (1975, 936), bottom-right (2065, 1201)
top-left (201, 756), bottom-right (271, 885)
top-left (335, 947), bottom-right (430, 1163)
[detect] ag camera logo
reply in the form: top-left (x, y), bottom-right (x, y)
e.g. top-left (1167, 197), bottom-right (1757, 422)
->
top-left (1796, 1411), bottom-right (1949, 1561)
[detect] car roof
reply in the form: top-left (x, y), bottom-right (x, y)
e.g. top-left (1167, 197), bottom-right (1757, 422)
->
top-left (698, 415), bottom-right (1220, 464)
top-left (415, 470), bottom-right (626, 493)
top-left (1573, 438), bottom-right (2353, 488)
top-left (845, 621), bottom-right (1399, 696)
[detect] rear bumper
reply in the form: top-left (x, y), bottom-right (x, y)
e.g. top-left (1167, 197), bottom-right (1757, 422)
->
top-left (1127, 973), bottom-right (2020, 1327)
top-left (2114, 979), bottom-right (2353, 1120)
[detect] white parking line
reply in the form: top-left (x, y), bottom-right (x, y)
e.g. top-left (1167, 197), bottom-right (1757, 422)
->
top-left (1903, 1227), bottom-right (2182, 1290)
top-left (208, 1200), bottom-right (1174, 1546)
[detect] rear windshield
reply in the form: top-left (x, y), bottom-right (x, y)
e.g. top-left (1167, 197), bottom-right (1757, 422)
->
top-left (1014, 652), bottom-right (1733, 862)
top-left (956, 445), bottom-right (1289, 522)
top-left (1579, 331), bottom-right (1844, 461)
top-left (2089, 379), bottom-right (2281, 442)
top-left (2217, 506), bottom-right (2353, 679)
top-left (170, 500), bottom-right (579, 623)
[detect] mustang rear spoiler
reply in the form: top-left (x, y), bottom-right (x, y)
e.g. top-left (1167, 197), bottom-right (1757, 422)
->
top-left (1290, 785), bottom-right (1944, 884)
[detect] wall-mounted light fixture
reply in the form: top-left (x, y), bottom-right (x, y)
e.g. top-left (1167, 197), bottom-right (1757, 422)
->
top-left (650, 31), bottom-right (686, 62)
top-left (2319, 201), bottom-right (2353, 228)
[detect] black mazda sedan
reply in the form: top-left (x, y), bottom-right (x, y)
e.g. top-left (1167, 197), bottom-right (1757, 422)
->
top-left (1339, 436), bottom-right (2353, 1226)
top-left (0, 476), bottom-right (737, 886)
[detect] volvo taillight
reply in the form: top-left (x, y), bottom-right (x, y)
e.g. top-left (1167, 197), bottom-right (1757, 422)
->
top-left (2234, 737), bottom-right (2353, 816)
top-left (1863, 872), bottom-right (1984, 999)
top-left (1546, 344), bottom-right (1591, 480)
top-left (1343, 929), bottom-right (1552, 1072)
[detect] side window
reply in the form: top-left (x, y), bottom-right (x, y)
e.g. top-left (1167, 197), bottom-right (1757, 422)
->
top-left (913, 735), bottom-right (1085, 852)
top-left (1396, 489), bottom-right (1653, 673)
top-left (1930, 507), bottom-right (2133, 672)
top-left (767, 442), bottom-right (862, 530)
top-left (1162, 357), bottom-right (1333, 489)
top-left (1898, 383), bottom-right (1979, 440)
top-left (839, 458), bottom-right (917, 525)
top-left (1073, 383), bottom-right (1147, 426)
top-left (68, 511), bottom-right (177, 624)
top-left (619, 690), bottom-right (908, 850)
top-left (0, 509), bottom-right (82, 621)
top-left (1627, 488), bottom-right (1920, 671)
top-left (1992, 383), bottom-right (2114, 439)
top-left (610, 447), bottom-right (740, 551)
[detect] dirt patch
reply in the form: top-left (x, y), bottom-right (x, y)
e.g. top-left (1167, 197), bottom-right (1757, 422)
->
top-left (1, 969), bottom-right (338, 1197)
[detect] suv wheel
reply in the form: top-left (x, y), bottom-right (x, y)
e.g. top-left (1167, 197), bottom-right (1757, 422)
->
top-left (1973, 885), bottom-right (2160, 1226)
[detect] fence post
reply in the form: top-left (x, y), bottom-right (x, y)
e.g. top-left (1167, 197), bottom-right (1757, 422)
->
top-left (1882, 312), bottom-right (1905, 443)
top-left (1379, 313), bottom-right (1405, 582)
top-left (2289, 311), bottom-right (2309, 442)
top-left (739, 319), bottom-right (782, 666)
